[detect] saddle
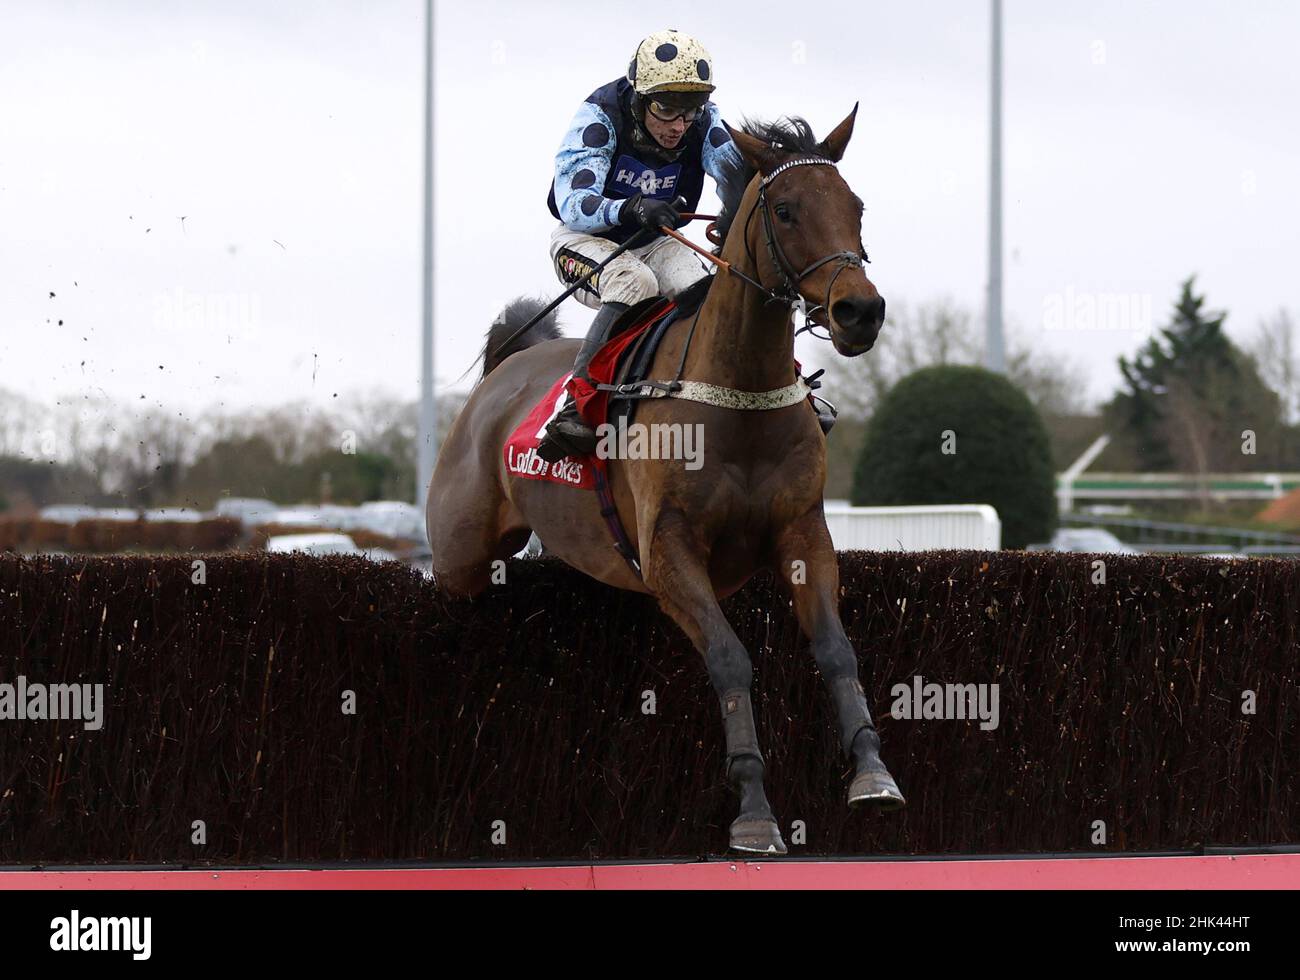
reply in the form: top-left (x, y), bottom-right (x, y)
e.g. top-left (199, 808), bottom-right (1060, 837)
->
top-left (570, 275), bottom-right (714, 436)
top-left (500, 291), bottom-right (697, 497)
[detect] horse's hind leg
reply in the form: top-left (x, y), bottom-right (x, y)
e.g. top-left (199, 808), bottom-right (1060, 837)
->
top-left (774, 509), bottom-right (905, 811)
top-left (427, 462), bottom-right (525, 598)
top-left (644, 513), bottom-right (786, 856)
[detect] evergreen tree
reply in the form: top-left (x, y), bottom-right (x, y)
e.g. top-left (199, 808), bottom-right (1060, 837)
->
top-left (1107, 278), bottom-right (1283, 472)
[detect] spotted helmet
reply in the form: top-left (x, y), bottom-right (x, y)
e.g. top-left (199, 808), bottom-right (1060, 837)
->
top-left (626, 29), bottom-right (715, 98)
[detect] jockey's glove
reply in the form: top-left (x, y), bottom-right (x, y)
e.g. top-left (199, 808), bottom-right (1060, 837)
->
top-left (620, 193), bottom-right (689, 232)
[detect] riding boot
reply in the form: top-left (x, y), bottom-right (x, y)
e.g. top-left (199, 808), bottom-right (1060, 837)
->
top-left (536, 301), bottom-right (630, 462)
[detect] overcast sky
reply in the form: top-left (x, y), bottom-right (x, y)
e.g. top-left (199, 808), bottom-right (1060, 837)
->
top-left (2, 0), bottom-right (1297, 418)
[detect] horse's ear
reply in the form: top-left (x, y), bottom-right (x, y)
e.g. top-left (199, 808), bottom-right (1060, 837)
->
top-left (820, 103), bottom-right (858, 162)
top-left (726, 123), bottom-right (779, 175)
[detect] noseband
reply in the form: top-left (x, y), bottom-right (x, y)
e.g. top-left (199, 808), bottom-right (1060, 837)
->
top-left (740, 156), bottom-right (871, 326)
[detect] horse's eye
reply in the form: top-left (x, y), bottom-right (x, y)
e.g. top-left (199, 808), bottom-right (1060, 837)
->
top-left (774, 203), bottom-right (792, 223)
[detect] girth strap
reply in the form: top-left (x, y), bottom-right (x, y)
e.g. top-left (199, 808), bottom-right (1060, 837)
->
top-left (592, 462), bottom-right (641, 579)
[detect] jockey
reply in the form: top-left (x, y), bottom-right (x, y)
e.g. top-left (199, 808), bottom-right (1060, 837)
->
top-left (536, 28), bottom-right (743, 462)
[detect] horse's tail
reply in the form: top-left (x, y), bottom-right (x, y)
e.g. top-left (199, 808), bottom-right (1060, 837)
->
top-left (479, 297), bottom-right (562, 379)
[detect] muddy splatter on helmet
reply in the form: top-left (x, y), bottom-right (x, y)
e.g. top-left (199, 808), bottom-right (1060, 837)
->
top-left (627, 29), bottom-right (715, 99)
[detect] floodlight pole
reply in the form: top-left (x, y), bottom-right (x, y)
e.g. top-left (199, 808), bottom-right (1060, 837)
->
top-left (416, 0), bottom-right (437, 504)
top-left (987, 0), bottom-right (1006, 374)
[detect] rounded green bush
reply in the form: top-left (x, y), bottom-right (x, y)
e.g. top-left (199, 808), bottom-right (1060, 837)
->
top-left (850, 365), bottom-right (1057, 548)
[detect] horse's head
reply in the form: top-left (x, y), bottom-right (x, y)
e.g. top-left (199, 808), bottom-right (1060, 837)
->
top-left (724, 107), bottom-right (884, 357)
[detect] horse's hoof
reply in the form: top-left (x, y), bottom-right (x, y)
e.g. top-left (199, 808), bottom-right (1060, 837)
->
top-left (729, 815), bottom-right (788, 856)
top-left (848, 769), bottom-right (906, 811)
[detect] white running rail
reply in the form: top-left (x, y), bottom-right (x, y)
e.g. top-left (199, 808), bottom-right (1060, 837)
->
top-left (822, 504), bottom-right (1001, 551)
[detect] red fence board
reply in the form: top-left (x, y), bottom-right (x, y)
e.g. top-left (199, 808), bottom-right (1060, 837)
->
top-left (3, 854), bottom-right (1298, 890)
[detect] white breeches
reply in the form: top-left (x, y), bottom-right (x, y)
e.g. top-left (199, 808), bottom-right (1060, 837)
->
top-left (548, 223), bottom-right (712, 310)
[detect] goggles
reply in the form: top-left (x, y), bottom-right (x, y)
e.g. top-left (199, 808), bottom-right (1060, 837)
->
top-left (646, 99), bottom-right (703, 124)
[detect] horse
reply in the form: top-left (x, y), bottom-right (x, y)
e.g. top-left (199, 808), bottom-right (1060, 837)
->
top-left (426, 106), bottom-right (904, 855)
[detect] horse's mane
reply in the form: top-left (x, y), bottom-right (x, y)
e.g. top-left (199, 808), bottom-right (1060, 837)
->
top-left (714, 116), bottom-right (828, 247)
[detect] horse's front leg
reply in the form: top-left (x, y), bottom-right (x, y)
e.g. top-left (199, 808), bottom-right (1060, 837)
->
top-left (643, 512), bottom-right (786, 855)
top-left (774, 509), bottom-right (906, 811)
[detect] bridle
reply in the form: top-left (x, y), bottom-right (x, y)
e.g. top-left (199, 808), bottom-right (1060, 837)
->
top-left (737, 156), bottom-right (871, 332)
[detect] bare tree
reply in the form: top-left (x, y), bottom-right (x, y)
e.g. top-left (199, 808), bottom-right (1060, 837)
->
top-left (1251, 308), bottom-right (1299, 425)
top-left (1161, 374), bottom-right (1217, 503)
top-left (819, 299), bottom-right (1089, 420)
top-left (0, 388), bottom-right (45, 458)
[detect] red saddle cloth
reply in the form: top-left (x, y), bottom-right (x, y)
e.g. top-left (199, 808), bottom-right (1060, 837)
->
top-left (503, 298), bottom-right (675, 489)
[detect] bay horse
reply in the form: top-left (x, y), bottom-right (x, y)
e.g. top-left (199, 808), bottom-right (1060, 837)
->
top-left (426, 107), bottom-right (904, 855)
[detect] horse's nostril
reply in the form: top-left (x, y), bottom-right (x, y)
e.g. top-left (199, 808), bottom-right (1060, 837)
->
top-left (832, 298), bottom-right (867, 328)
top-left (832, 296), bottom-right (886, 331)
